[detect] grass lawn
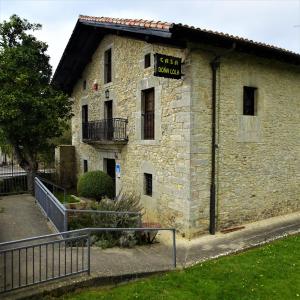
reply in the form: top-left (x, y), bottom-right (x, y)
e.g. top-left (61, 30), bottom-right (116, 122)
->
top-left (57, 234), bottom-right (300, 300)
top-left (54, 192), bottom-right (80, 204)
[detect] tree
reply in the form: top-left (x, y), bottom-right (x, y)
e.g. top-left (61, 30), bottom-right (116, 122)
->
top-left (0, 15), bottom-right (72, 191)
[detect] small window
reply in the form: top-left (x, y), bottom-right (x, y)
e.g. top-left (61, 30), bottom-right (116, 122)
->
top-left (82, 105), bottom-right (88, 123)
top-left (83, 80), bottom-right (86, 90)
top-left (83, 160), bottom-right (88, 173)
top-left (104, 48), bottom-right (112, 84)
top-left (243, 86), bottom-right (257, 115)
top-left (144, 173), bottom-right (152, 196)
top-left (82, 105), bottom-right (88, 139)
top-left (144, 53), bottom-right (151, 68)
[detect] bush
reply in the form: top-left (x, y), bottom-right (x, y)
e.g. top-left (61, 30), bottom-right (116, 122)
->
top-left (68, 193), bottom-right (147, 248)
top-left (77, 171), bottom-right (114, 201)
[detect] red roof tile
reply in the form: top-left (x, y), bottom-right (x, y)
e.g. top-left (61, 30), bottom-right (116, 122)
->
top-left (78, 15), bottom-right (299, 57)
top-left (79, 15), bottom-right (171, 31)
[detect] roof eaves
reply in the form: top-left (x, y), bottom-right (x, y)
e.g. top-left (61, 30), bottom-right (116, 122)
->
top-left (78, 19), bottom-right (172, 39)
top-left (170, 23), bottom-right (300, 64)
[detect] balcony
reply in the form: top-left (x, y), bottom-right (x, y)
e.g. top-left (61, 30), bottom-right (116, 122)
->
top-left (82, 118), bottom-right (128, 144)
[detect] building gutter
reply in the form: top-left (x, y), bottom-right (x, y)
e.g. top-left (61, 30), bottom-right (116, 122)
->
top-left (209, 44), bottom-right (236, 235)
top-left (209, 57), bottom-right (220, 235)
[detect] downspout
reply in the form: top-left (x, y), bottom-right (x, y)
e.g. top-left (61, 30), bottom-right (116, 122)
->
top-left (209, 44), bottom-right (236, 235)
top-left (209, 57), bottom-right (220, 235)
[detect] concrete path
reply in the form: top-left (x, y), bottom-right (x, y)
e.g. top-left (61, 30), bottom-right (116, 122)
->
top-left (0, 193), bottom-right (299, 299)
top-left (0, 194), bottom-right (52, 243)
top-left (177, 211), bottom-right (300, 267)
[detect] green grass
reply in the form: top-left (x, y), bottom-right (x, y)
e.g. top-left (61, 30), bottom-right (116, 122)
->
top-left (54, 192), bottom-right (80, 204)
top-left (56, 234), bottom-right (300, 300)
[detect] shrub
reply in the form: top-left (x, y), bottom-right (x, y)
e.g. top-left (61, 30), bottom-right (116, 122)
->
top-left (77, 171), bottom-right (114, 201)
top-left (68, 193), bottom-right (146, 248)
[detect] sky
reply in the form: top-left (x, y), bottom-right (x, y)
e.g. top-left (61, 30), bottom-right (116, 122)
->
top-left (1, 0), bottom-right (300, 73)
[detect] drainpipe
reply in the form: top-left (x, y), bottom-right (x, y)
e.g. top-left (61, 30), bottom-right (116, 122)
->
top-left (209, 44), bottom-right (236, 235)
top-left (209, 57), bottom-right (220, 235)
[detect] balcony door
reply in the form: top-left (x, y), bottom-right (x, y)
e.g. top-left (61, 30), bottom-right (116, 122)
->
top-left (105, 100), bottom-right (113, 140)
top-left (142, 88), bottom-right (155, 140)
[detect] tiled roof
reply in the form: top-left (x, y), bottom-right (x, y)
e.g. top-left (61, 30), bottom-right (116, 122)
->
top-left (175, 23), bottom-right (299, 56)
top-left (78, 15), bottom-right (299, 56)
top-left (79, 15), bottom-right (171, 30)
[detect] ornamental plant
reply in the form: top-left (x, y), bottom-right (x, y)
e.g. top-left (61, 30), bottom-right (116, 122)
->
top-left (77, 170), bottom-right (114, 201)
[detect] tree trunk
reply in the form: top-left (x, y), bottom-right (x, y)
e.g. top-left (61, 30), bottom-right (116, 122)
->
top-left (13, 145), bottom-right (38, 194)
top-left (27, 168), bottom-right (37, 194)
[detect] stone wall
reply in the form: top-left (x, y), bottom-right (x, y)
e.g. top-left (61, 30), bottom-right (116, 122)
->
top-left (55, 145), bottom-right (76, 188)
top-left (71, 33), bottom-right (300, 237)
top-left (71, 35), bottom-right (192, 234)
top-left (190, 46), bottom-right (300, 235)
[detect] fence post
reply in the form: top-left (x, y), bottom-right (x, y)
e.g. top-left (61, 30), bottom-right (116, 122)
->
top-left (138, 213), bottom-right (143, 227)
top-left (172, 229), bottom-right (177, 268)
top-left (64, 211), bottom-right (68, 232)
top-left (87, 232), bottom-right (91, 275)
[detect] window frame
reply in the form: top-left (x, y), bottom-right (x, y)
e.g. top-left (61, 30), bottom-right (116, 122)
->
top-left (141, 88), bottom-right (155, 140)
top-left (83, 160), bottom-right (88, 173)
top-left (144, 53), bottom-right (151, 68)
top-left (144, 173), bottom-right (153, 196)
top-left (243, 86), bottom-right (257, 116)
top-left (104, 48), bottom-right (112, 84)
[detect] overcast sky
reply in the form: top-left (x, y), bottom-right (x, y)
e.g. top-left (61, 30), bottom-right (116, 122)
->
top-left (1, 0), bottom-right (300, 73)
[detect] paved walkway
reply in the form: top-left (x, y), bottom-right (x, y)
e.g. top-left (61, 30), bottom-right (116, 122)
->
top-left (0, 194), bottom-right (53, 243)
top-left (0, 194), bottom-right (299, 299)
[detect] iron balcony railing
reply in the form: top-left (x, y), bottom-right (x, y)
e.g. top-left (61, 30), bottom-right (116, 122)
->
top-left (82, 118), bottom-right (128, 142)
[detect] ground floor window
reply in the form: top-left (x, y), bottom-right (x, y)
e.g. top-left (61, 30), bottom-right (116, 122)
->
top-left (144, 173), bottom-right (153, 196)
top-left (83, 160), bottom-right (88, 173)
top-left (104, 158), bottom-right (116, 198)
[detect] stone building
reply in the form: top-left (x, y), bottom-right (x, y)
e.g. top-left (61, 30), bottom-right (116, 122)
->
top-left (53, 16), bottom-right (300, 237)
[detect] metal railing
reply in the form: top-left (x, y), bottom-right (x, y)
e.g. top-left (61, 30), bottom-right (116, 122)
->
top-left (0, 160), bottom-right (56, 195)
top-left (34, 177), bottom-right (142, 233)
top-left (0, 162), bottom-right (28, 195)
top-left (0, 227), bottom-right (176, 294)
top-left (82, 118), bottom-right (128, 142)
top-left (35, 177), bottom-right (67, 232)
top-left (37, 176), bottom-right (66, 203)
top-left (0, 234), bottom-right (90, 293)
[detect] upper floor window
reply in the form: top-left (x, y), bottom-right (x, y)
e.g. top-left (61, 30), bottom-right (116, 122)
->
top-left (83, 80), bottom-right (87, 90)
top-left (104, 48), bottom-right (112, 84)
top-left (243, 86), bottom-right (257, 116)
top-left (82, 105), bottom-right (88, 139)
top-left (142, 88), bottom-right (155, 140)
top-left (82, 105), bottom-right (88, 123)
top-left (144, 53), bottom-right (151, 68)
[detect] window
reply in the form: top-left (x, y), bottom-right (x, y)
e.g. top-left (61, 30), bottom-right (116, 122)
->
top-left (243, 86), bottom-right (257, 115)
top-left (144, 173), bottom-right (152, 196)
top-left (104, 48), bottom-right (112, 83)
top-left (82, 105), bottom-right (88, 139)
top-left (82, 105), bottom-right (88, 123)
top-left (142, 88), bottom-right (155, 140)
top-left (83, 160), bottom-right (88, 173)
top-left (83, 80), bottom-right (86, 90)
top-left (144, 53), bottom-right (151, 68)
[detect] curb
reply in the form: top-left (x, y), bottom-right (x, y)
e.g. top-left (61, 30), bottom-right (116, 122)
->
top-left (4, 270), bottom-right (169, 300)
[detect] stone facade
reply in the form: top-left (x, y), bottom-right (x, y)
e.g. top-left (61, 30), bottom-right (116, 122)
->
top-left (55, 145), bottom-right (76, 188)
top-left (70, 34), bottom-right (300, 237)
